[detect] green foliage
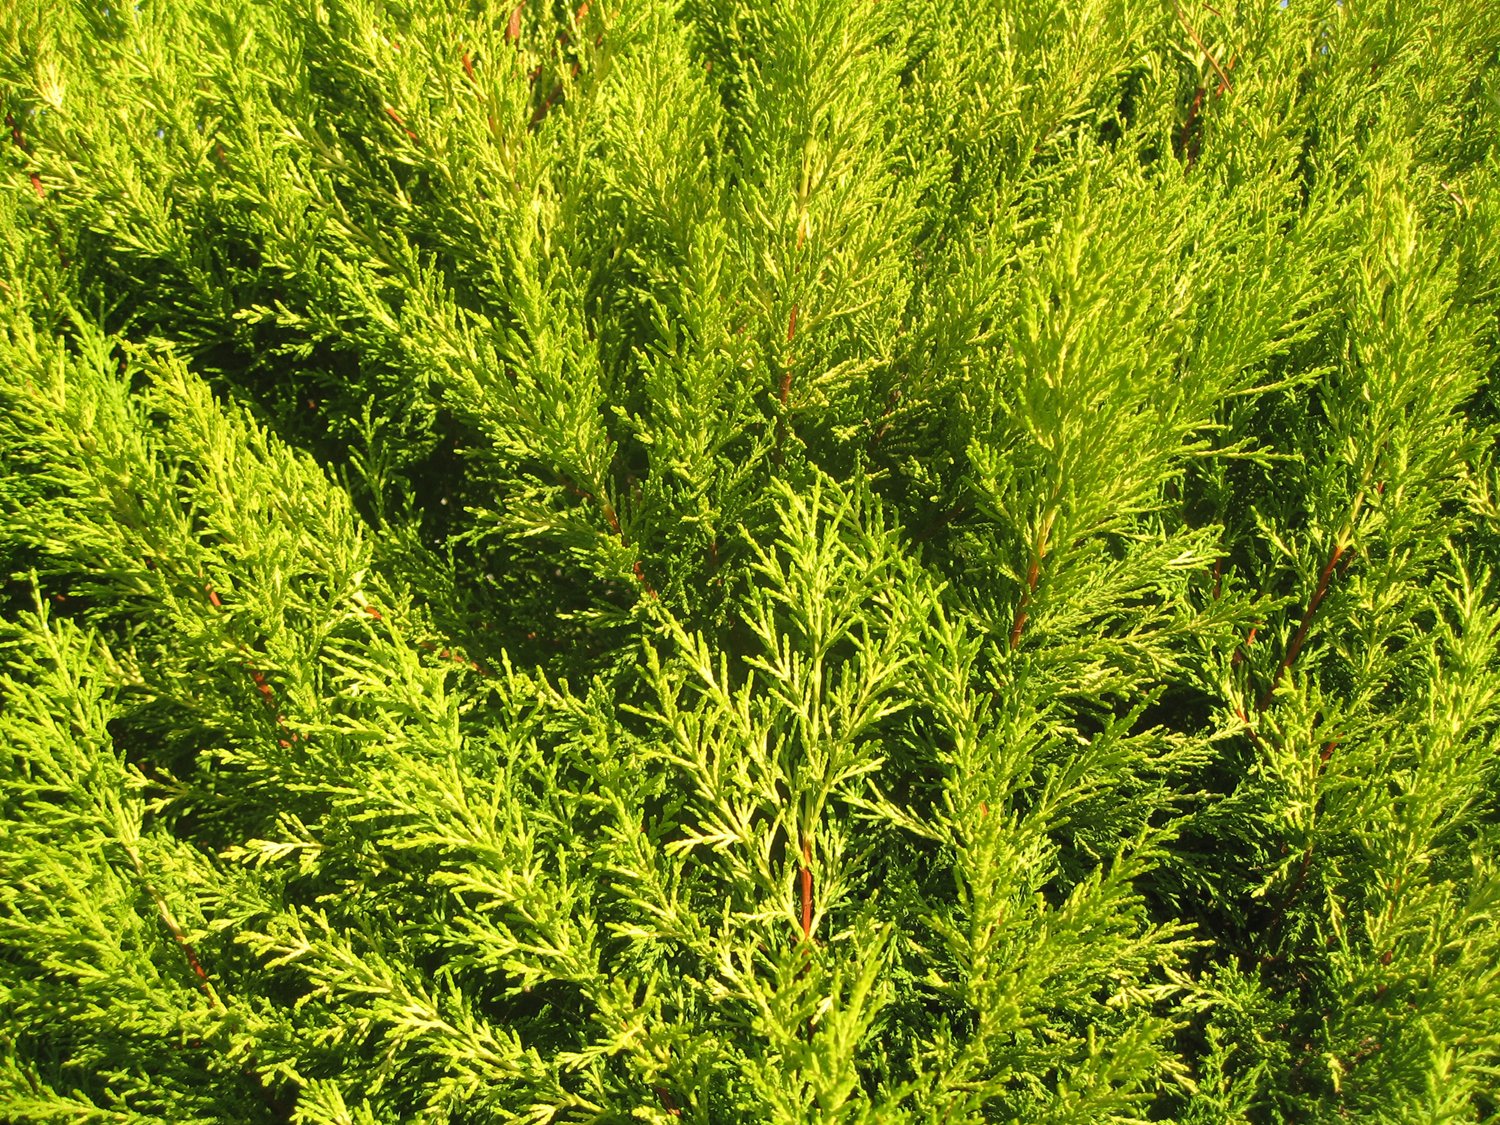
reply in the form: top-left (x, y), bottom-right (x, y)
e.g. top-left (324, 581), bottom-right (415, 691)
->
top-left (2, 0), bottom-right (1499, 1121)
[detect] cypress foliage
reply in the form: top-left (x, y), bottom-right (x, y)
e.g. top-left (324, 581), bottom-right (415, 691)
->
top-left (2, 0), bottom-right (1499, 1120)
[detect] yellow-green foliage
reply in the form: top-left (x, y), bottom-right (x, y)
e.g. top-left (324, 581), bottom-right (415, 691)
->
top-left (2, 1), bottom-right (1499, 1121)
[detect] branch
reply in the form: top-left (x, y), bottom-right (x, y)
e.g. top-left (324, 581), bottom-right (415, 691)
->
top-left (1010, 512), bottom-right (1053, 649)
top-left (799, 836), bottom-right (814, 942)
top-left (1257, 542), bottom-right (1345, 711)
top-left (1172, 1), bottom-right (1234, 92)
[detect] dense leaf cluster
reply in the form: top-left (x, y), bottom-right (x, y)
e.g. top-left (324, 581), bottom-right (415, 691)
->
top-left (2, 0), bottom-right (1499, 1121)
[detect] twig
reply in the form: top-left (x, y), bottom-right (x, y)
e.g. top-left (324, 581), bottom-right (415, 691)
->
top-left (773, 304), bottom-right (800, 465)
top-left (5, 111), bottom-right (45, 198)
top-left (1009, 555), bottom-right (1038, 650)
top-left (383, 106), bottom-right (419, 143)
top-left (122, 841), bottom-right (223, 1010)
top-left (799, 836), bottom-right (814, 942)
top-left (654, 1086), bottom-right (681, 1117)
top-left (1257, 542), bottom-right (1344, 711)
top-left (1009, 514), bottom-right (1052, 649)
top-left (1271, 737), bottom-right (1339, 929)
top-left (1230, 624), bottom-right (1258, 667)
top-left (563, 475), bottom-right (657, 597)
top-left (1172, 1), bottom-right (1234, 92)
top-left (780, 303), bottom-right (798, 406)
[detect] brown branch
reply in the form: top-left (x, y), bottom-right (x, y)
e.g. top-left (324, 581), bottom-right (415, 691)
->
top-left (1009, 553), bottom-right (1041, 650)
top-left (779, 304), bottom-right (799, 406)
top-left (383, 106), bottom-right (419, 143)
top-left (1180, 84), bottom-right (1208, 165)
top-left (632, 559), bottom-right (658, 601)
top-left (653, 1087), bottom-right (681, 1117)
top-left (1230, 624), bottom-right (1258, 667)
top-left (563, 476), bottom-right (659, 599)
top-left (1172, 0), bottom-right (1236, 170)
top-left (1257, 543), bottom-right (1345, 711)
top-left (529, 61), bottom-right (581, 130)
top-left (122, 841), bottom-right (222, 1009)
top-left (1271, 737), bottom-right (1340, 928)
top-left (799, 837), bottom-right (814, 942)
top-left (204, 581), bottom-right (300, 743)
top-left (6, 112), bottom-right (45, 198)
top-left (1233, 705), bottom-right (1266, 752)
top-left (1172, 1), bottom-right (1234, 92)
top-left (871, 391), bottom-right (901, 446)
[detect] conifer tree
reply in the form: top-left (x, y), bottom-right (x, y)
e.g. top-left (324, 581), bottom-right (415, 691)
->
top-left (2, 0), bottom-right (1498, 1121)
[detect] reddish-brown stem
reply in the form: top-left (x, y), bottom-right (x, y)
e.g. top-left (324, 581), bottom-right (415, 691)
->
top-left (772, 304), bottom-right (800, 465)
top-left (530, 80), bottom-right (569, 128)
top-left (1173, 0), bottom-right (1235, 171)
top-left (1231, 624), bottom-right (1258, 667)
top-left (1275, 739), bottom-right (1341, 917)
top-left (1180, 84), bottom-right (1207, 164)
top-left (10, 113), bottom-right (44, 198)
top-left (205, 581), bottom-right (308, 742)
top-left (876, 393), bottom-right (894, 444)
top-left (1008, 605), bottom-right (1029, 650)
top-left (1217, 56), bottom-right (1237, 97)
top-left (799, 837), bottom-right (814, 942)
top-left (125, 841), bottom-right (221, 1007)
top-left (1173, 2), bottom-right (1234, 92)
top-left (461, 51), bottom-right (476, 82)
top-left (163, 914), bottom-right (213, 996)
top-left (654, 1087), bottom-right (681, 1117)
top-left (632, 559), bottom-right (658, 600)
top-left (206, 593), bottom-right (308, 745)
top-left (1234, 705), bottom-right (1268, 754)
top-left (779, 304), bottom-right (799, 406)
top-left (250, 669), bottom-right (274, 704)
top-left (1009, 553), bottom-right (1041, 649)
top-left (1258, 543), bottom-right (1345, 711)
top-left (1280, 841), bottom-right (1316, 921)
top-left (383, 106), bottom-right (418, 142)
top-left (565, 477), bottom-right (658, 599)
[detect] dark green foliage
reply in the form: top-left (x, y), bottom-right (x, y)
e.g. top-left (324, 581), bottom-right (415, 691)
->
top-left (2, 0), bottom-right (1499, 1121)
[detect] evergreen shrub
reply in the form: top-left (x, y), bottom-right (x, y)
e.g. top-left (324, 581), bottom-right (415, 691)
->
top-left (2, 0), bottom-right (1499, 1120)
